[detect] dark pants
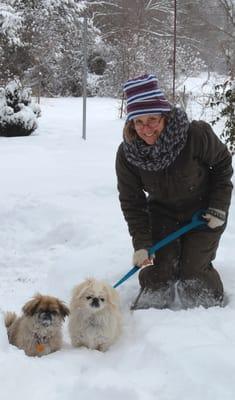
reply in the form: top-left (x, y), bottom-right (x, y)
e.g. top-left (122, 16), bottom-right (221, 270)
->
top-left (138, 213), bottom-right (224, 308)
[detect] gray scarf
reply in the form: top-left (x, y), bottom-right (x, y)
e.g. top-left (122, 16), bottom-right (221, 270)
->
top-left (123, 107), bottom-right (189, 171)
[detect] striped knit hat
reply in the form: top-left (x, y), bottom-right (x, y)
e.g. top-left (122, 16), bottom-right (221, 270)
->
top-left (123, 74), bottom-right (172, 121)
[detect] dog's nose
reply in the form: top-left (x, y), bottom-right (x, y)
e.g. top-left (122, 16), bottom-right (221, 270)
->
top-left (91, 297), bottom-right (100, 308)
top-left (40, 311), bottom-right (52, 322)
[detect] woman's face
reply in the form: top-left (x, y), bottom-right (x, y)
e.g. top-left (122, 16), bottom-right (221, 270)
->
top-left (133, 114), bottom-right (165, 145)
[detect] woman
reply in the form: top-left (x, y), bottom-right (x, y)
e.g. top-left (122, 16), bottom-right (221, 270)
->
top-left (115, 74), bottom-right (233, 310)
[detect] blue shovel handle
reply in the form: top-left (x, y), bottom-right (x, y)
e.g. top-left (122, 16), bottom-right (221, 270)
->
top-left (113, 210), bottom-right (206, 289)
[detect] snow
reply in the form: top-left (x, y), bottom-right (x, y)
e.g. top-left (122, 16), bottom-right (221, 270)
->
top-left (0, 92), bottom-right (235, 400)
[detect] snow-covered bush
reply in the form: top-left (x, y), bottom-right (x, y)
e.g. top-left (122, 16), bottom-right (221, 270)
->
top-left (210, 78), bottom-right (235, 155)
top-left (0, 80), bottom-right (41, 137)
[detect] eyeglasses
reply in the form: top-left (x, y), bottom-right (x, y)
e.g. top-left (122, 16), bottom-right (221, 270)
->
top-left (134, 116), bottom-right (163, 130)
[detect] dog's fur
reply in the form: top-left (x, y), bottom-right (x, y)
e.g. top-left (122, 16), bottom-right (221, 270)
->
top-left (5, 294), bottom-right (69, 357)
top-left (68, 278), bottom-right (122, 351)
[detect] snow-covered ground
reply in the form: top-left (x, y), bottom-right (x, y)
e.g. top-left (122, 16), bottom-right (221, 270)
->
top-left (0, 90), bottom-right (235, 400)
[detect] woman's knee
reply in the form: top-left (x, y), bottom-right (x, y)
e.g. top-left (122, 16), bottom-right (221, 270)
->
top-left (177, 278), bottom-right (223, 308)
top-left (178, 263), bottom-right (224, 308)
top-left (138, 263), bottom-right (175, 290)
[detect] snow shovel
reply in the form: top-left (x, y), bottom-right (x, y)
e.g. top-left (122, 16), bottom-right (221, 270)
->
top-left (113, 209), bottom-right (207, 289)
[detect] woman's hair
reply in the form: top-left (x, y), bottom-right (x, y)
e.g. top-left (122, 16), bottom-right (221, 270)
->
top-left (123, 113), bottom-right (170, 143)
top-left (123, 120), bottom-right (137, 143)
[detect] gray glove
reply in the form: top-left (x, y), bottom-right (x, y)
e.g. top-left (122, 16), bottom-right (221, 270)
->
top-left (133, 249), bottom-right (153, 267)
top-left (203, 207), bottom-right (226, 229)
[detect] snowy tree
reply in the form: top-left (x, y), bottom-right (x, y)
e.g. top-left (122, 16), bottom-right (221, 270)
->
top-left (211, 78), bottom-right (235, 154)
top-left (1, 0), bottom-right (233, 97)
top-left (14, 0), bottom-right (89, 95)
top-left (0, 1), bottom-right (22, 44)
top-left (0, 1), bottom-right (23, 83)
top-left (0, 0), bottom-right (104, 96)
top-left (216, 0), bottom-right (235, 77)
top-left (87, 0), bottom-right (207, 98)
top-left (88, 0), bottom-right (174, 85)
top-left (178, 0), bottom-right (235, 76)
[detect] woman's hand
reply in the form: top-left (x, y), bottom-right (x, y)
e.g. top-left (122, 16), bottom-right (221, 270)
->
top-left (133, 249), bottom-right (154, 268)
top-left (203, 208), bottom-right (226, 229)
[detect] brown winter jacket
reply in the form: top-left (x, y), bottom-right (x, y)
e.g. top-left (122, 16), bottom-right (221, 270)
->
top-left (116, 120), bottom-right (233, 250)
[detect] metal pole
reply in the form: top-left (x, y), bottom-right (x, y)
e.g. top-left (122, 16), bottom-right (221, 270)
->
top-left (120, 91), bottom-right (125, 119)
top-left (37, 71), bottom-right (42, 104)
top-left (82, 16), bottom-right (87, 140)
top-left (173, 0), bottom-right (177, 104)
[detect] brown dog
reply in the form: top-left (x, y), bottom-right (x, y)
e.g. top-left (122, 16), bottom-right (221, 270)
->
top-left (5, 294), bottom-right (70, 357)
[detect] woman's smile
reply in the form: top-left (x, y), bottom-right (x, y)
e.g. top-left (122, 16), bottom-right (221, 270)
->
top-left (133, 115), bottom-right (165, 144)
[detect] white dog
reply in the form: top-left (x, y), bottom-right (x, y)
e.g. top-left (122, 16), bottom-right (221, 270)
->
top-left (68, 278), bottom-right (122, 351)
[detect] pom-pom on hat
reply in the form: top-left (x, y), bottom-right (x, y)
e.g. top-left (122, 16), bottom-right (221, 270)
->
top-left (123, 74), bottom-right (172, 121)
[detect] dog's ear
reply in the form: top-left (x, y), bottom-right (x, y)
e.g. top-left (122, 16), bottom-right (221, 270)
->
top-left (104, 284), bottom-right (119, 308)
top-left (57, 301), bottom-right (70, 319)
top-left (22, 294), bottom-right (42, 316)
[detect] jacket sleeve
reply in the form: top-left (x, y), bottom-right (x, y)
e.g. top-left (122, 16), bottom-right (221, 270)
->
top-left (195, 121), bottom-right (233, 213)
top-left (115, 143), bottom-right (152, 251)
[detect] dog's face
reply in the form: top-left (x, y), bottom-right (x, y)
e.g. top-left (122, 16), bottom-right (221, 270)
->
top-left (22, 294), bottom-right (70, 327)
top-left (71, 278), bottom-right (119, 313)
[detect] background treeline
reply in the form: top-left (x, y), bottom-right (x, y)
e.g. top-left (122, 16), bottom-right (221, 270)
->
top-left (0, 0), bottom-right (234, 98)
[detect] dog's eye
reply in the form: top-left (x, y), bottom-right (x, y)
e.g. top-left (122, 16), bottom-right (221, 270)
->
top-left (100, 298), bottom-right (105, 302)
top-left (86, 296), bottom-right (92, 300)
